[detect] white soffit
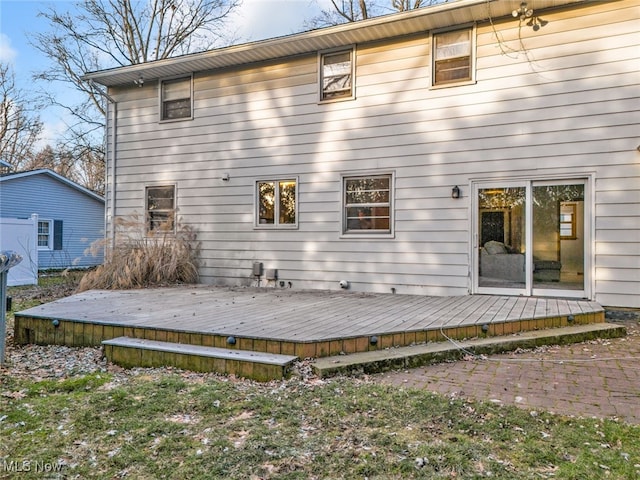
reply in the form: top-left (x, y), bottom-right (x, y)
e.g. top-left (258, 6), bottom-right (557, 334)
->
top-left (83, 0), bottom-right (588, 87)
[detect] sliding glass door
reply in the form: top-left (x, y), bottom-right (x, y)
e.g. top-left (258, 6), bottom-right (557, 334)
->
top-left (474, 179), bottom-right (588, 298)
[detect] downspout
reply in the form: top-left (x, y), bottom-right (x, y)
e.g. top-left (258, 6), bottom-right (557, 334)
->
top-left (90, 81), bottom-right (117, 251)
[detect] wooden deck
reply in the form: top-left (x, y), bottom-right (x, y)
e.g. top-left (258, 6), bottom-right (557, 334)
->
top-left (14, 285), bottom-right (605, 359)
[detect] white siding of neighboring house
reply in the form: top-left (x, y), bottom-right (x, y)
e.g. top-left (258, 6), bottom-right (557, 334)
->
top-left (105, 0), bottom-right (640, 307)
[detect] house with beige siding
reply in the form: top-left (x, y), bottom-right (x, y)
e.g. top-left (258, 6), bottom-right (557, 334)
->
top-left (83, 0), bottom-right (640, 308)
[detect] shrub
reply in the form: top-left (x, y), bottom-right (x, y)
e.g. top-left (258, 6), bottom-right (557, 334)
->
top-left (78, 214), bottom-right (200, 291)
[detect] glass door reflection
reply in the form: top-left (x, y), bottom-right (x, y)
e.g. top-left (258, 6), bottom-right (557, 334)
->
top-left (478, 186), bottom-right (526, 289)
top-left (532, 184), bottom-right (585, 291)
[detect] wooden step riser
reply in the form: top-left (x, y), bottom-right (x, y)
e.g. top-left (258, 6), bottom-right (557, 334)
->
top-left (15, 311), bottom-right (605, 357)
top-left (103, 343), bottom-right (291, 382)
top-left (313, 323), bottom-right (628, 378)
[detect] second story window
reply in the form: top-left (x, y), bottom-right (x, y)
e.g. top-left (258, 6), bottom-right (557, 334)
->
top-left (161, 76), bottom-right (192, 120)
top-left (432, 28), bottom-right (473, 86)
top-left (320, 48), bottom-right (354, 101)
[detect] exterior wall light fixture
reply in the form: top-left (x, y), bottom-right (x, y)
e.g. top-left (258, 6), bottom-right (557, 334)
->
top-left (452, 186), bottom-right (461, 199)
top-left (513, 2), bottom-right (547, 31)
top-left (512, 2), bottom-right (533, 20)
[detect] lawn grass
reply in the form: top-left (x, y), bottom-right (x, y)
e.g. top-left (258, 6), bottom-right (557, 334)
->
top-left (2, 371), bottom-right (639, 479)
top-left (2, 273), bottom-right (640, 478)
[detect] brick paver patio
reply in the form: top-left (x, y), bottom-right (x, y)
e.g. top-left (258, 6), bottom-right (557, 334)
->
top-left (379, 318), bottom-right (640, 424)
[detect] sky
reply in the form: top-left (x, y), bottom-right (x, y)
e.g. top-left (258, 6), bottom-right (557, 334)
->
top-left (0, 0), bottom-right (326, 148)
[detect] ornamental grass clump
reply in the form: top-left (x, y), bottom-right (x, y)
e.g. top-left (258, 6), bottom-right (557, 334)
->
top-left (77, 214), bottom-right (200, 291)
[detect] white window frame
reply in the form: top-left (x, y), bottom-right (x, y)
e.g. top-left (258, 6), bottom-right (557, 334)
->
top-left (145, 184), bottom-right (176, 234)
top-left (318, 46), bottom-right (356, 103)
top-left (431, 25), bottom-right (476, 88)
top-left (37, 219), bottom-right (53, 250)
top-left (254, 177), bottom-right (299, 229)
top-left (159, 75), bottom-right (193, 122)
top-left (341, 173), bottom-right (394, 238)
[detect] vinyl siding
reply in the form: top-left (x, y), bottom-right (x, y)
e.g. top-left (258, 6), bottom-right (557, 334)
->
top-left (0, 174), bottom-right (105, 269)
top-left (105, 0), bottom-right (640, 307)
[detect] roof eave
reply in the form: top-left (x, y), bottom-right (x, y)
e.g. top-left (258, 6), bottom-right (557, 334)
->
top-left (82, 0), bottom-right (588, 87)
top-left (0, 169), bottom-right (105, 203)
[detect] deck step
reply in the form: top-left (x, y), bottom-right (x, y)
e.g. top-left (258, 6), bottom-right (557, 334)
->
top-left (312, 323), bottom-right (627, 378)
top-left (102, 337), bottom-right (298, 381)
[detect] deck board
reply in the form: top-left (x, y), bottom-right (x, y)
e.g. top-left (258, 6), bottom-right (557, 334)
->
top-left (16, 286), bottom-right (605, 344)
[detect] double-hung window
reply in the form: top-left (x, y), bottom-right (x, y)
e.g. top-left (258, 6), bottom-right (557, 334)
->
top-left (146, 185), bottom-right (176, 233)
top-left (256, 179), bottom-right (297, 228)
top-left (160, 76), bottom-right (192, 120)
top-left (320, 48), bottom-right (354, 101)
top-left (432, 27), bottom-right (474, 86)
top-left (38, 219), bottom-right (63, 250)
top-left (343, 175), bottom-right (392, 234)
top-left (38, 220), bottom-right (52, 249)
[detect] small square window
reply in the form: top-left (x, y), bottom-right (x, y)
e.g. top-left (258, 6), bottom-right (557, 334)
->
top-left (343, 175), bottom-right (392, 234)
top-left (146, 185), bottom-right (176, 233)
top-left (432, 28), bottom-right (473, 86)
top-left (256, 179), bottom-right (297, 228)
top-left (161, 76), bottom-right (192, 120)
top-left (320, 48), bottom-right (354, 101)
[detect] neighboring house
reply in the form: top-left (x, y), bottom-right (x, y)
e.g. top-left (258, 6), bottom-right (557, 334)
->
top-left (83, 0), bottom-right (639, 308)
top-left (0, 169), bottom-right (105, 270)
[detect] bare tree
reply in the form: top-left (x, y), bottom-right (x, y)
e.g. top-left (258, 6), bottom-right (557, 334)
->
top-left (30, 0), bottom-right (241, 187)
top-left (306, 0), bottom-right (442, 28)
top-left (22, 144), bottom-right (104, 194)
top-left (72, 146), bottom-right (105, 194)
top-left (306, 0), bottom-right (377, 28)
top-left (327, 0), bottom-right (373, 22)
top-left (392, 0), bottom-right (433, 12)
top-left (0, 63), bottom-right (43, 171)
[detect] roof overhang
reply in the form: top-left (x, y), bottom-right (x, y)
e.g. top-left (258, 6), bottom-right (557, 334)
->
top-left (83, 0), bottom-right (588, 87)
top-left (0, 169), bottom-right (104, 203)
